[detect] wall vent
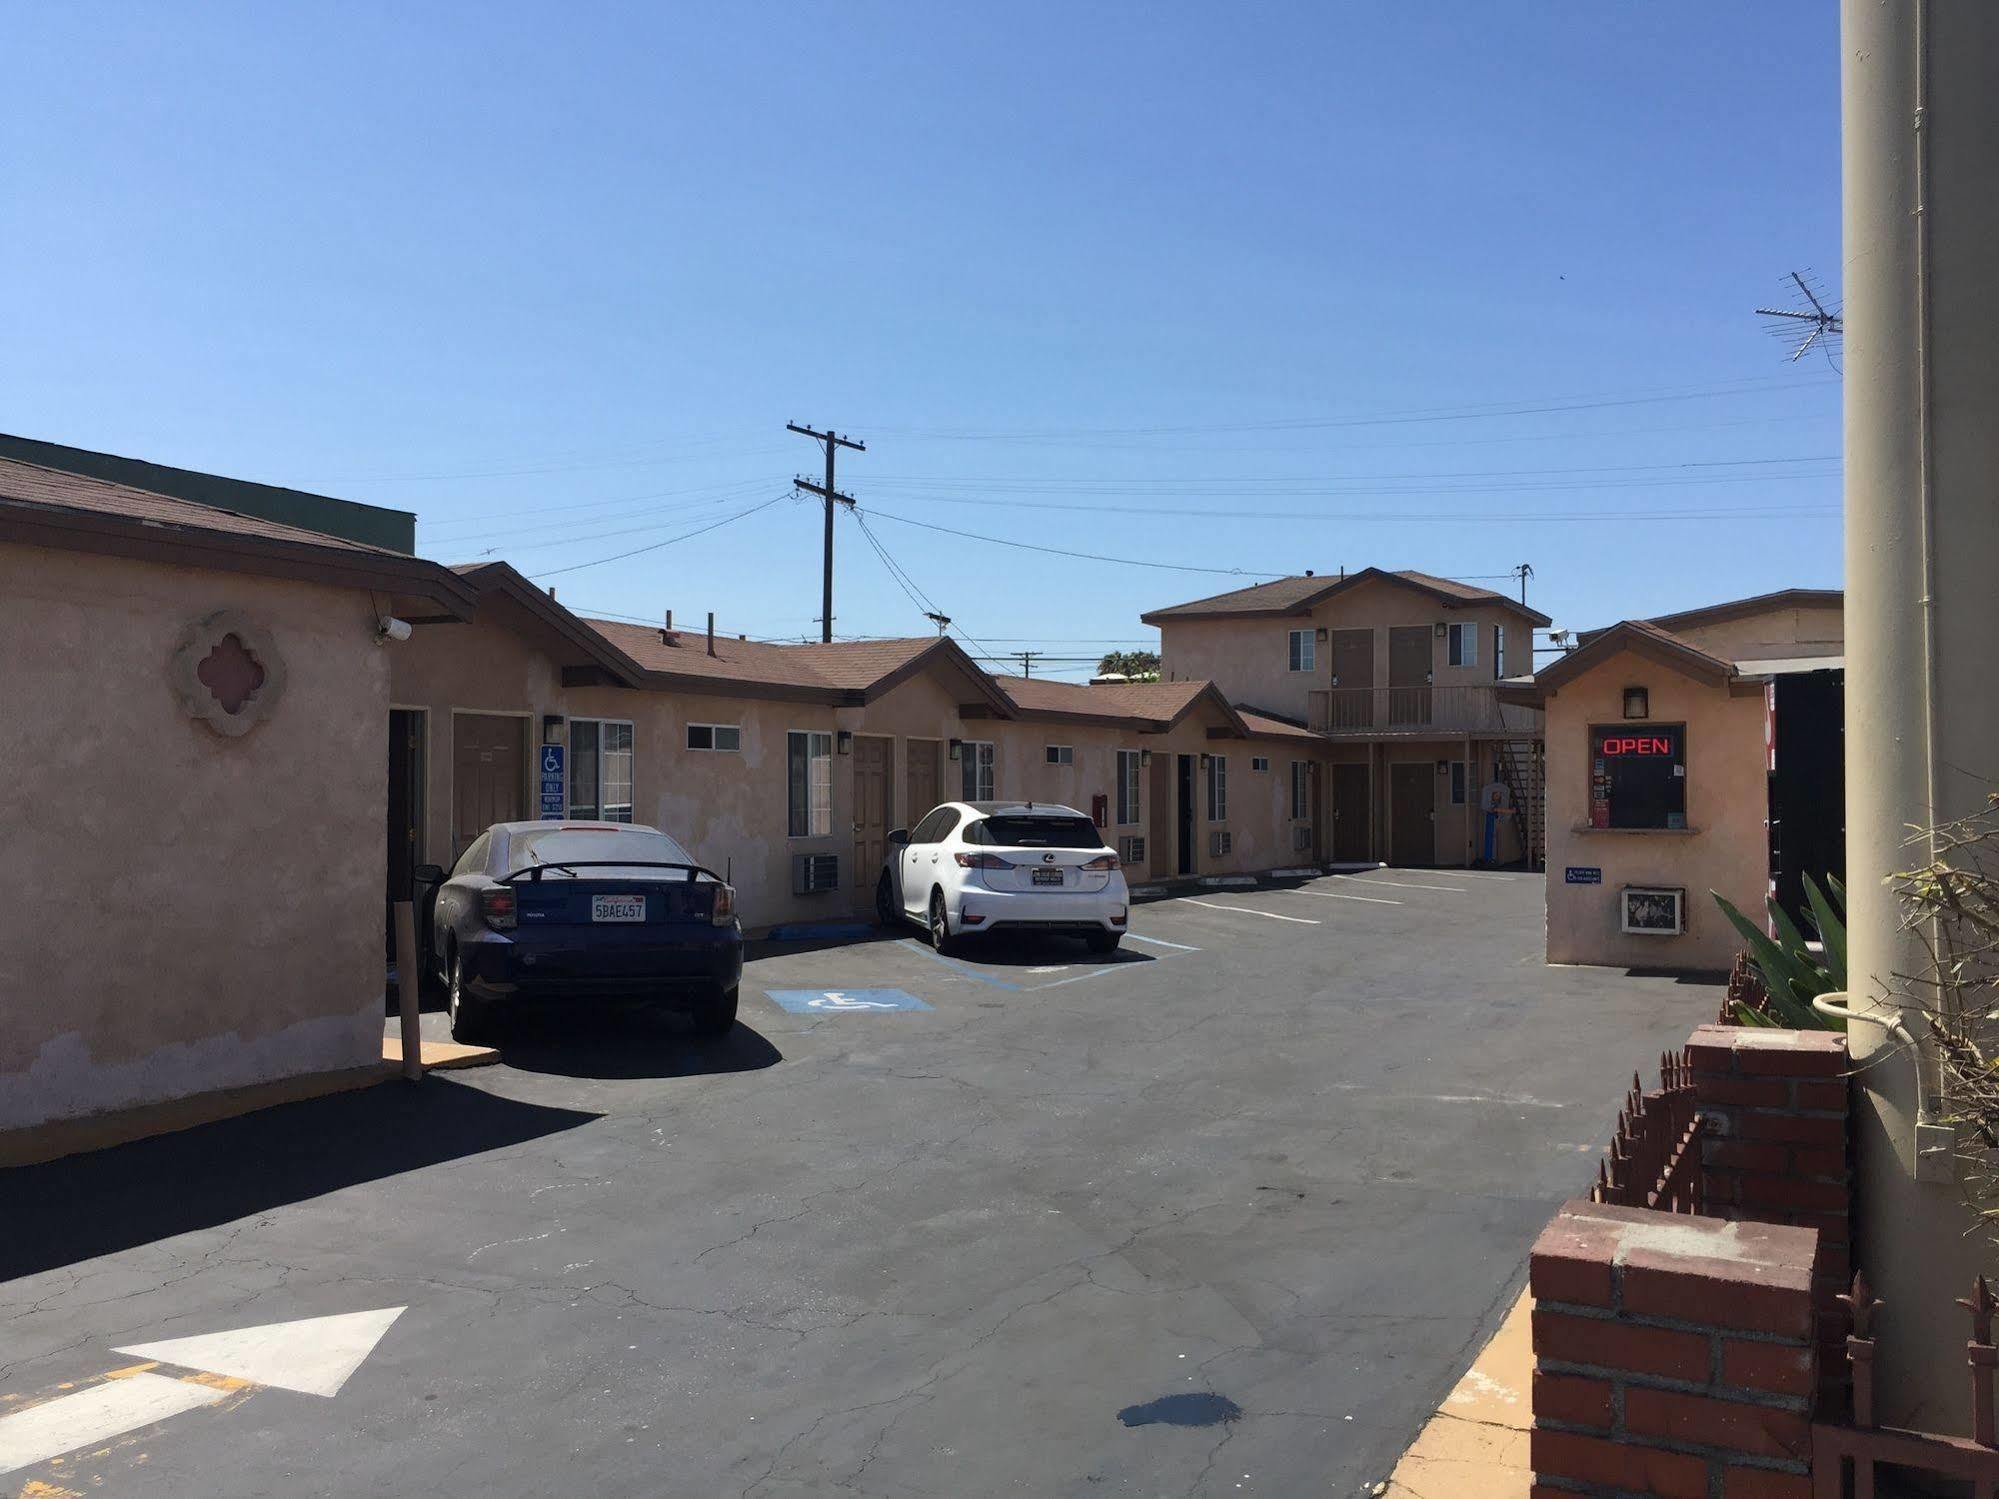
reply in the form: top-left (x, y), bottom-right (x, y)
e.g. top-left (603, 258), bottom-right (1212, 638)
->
top-left (1209, 830), bottom-right (1233, 858)
top-left (1118, 835), bottom-right (1147, 865)
top-left (1292, 825), bottom-right (1313, 852)
top-left (792, 853), bottom-right (840, 895)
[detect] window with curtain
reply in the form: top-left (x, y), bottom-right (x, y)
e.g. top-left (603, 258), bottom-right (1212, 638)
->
top-left (787, 730), bottom-right (833, 836)
top-left (567, 719), bottom-right (635, 822)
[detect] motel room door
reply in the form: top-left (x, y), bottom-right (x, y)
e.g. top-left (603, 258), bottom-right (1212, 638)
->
top-left (905, 738), bottom-right (941, 826)
top-left (1331, 762), bottom-right (1371, 863)
top-left (1176, 754), bottom-right (1197, 876)
top-left (1388, 626), bottom-right (1433, 727)
top-left (453, 713), bottom-right (527, 859)
top-left (853, 735), bottom-right (893, 895)
top-left (1329, 628), bottom-right (1374, 729)
top-left (1389, 762), bottom-right (1436, 866)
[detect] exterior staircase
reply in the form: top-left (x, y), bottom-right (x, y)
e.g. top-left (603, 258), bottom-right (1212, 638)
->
top-left (1495, 738), bottom-right (1546, 869)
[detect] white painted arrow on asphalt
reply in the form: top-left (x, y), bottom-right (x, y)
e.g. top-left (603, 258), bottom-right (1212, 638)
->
top-left (0, 1307), bottom-right (405, 1475)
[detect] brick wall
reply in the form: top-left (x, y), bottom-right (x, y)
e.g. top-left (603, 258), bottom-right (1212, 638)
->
top-left (1687, 1023), bottom-right (1852, 1412)
top-left (1530, 1200), bottom-right (1820, 1497)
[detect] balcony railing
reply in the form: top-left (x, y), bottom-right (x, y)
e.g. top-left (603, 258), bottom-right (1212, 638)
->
top-left (1307, 684), bottom-right (1541, 737)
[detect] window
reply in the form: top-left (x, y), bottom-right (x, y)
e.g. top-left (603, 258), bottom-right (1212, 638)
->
top-left (1288, 629), bottom-right (1316, 673)
top-left (1250, 755), bottom-right (1270, 772)
top-left (968, 814), bottom-right (1103, 848)
top-left (686, 723), bottom-right (741, 752)
top-left (1589, 724), bottom-right (1688, 830)
top-left (1045, 744), bottom-right (1074, 766)
top-left (1450, 761), bottom-right (1467, 805)
top-left (1290, 761), bottom-right (1311, 819)
top-left (1447, 621), bottom-right (1478, 668)
top-left (1116, 749), bottom-right (1142, 826)
top-left (961, 740), bottom-right (995, 801)
top-left (787, 730), bottom-right (833, 837)
top-left (1206, 754), bottom-right (1228, 821)
top-left (569, 719), bottom-right (634, 821)
top-left (453, 831), bottom-right (492, 877)
top-left (910, 807), bottom-right (959, 845)
top-left (1493, 624), bottom-right (1506, 680)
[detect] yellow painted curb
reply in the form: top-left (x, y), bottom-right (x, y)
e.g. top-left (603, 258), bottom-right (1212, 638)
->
top-left (1376, 1286), bottom-right (1532, 1499)
top-left (381, 1036), bottom-right (501, 1071)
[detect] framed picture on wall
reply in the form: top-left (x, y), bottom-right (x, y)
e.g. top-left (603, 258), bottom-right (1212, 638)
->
top-left (1620, 886), bottom-right (1686, 935)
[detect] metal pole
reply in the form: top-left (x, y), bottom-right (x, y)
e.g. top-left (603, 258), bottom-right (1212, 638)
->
top-left (394, 900), bottom-right (423, 1081)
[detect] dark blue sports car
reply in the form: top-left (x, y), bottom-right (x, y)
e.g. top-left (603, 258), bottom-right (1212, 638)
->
top-left (418, 821), bottom-right (742, 1042)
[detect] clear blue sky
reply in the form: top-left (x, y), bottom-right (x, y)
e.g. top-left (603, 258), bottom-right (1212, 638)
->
top-left (5, 2), bottom-right (1841, 677)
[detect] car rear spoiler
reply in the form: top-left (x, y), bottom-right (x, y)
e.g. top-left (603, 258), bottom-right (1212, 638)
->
top-left (500, 861), bottom-right (725, 884)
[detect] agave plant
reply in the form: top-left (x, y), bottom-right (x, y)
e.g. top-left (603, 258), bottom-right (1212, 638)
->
top-left (1711, 873), bottom-right (1847, 1031)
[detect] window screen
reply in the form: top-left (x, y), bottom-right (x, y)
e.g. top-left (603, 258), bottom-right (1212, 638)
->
top-left (961, 741), bottom-right (995, 801)
top-left (788, 731), bottom-right (833, 836)
top-left (568, 720), bottom-right (600, 819)
top-left (1206, 755), bottom-right (1228, 821)
top-left (1116, 750), bottom-right (1142, 826)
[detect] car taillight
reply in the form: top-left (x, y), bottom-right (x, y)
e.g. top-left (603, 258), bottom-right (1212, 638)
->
top-left (711, 884), bottom-right (737, 927)
top-left (481, 888), bottom-right (517, 931)
top-left (954, 852), bottom-right (1016, 869)
top-left (1082, 854), bottom-right (1120, 871)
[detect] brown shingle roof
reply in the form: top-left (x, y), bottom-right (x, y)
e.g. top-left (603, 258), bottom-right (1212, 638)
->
top-left (990, 675), bottom-right (1249, 734)
top-left (1512, 618), bottom-right (1735, 705)
top-left (1140, 566), bottom-right (1552, 627)
top-left (0, 456), bottom-right (476, 613)
top-left (1234, 707), bottom-right (1321, 741)
top-left (587, 623), bottom-right (933, 692)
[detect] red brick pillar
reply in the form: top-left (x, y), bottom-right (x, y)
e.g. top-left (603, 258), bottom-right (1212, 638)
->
top-left (1530, 1199), bottom-right (1819, 1498)
top-left (1687, 1023), bottom-right (1852, 1411)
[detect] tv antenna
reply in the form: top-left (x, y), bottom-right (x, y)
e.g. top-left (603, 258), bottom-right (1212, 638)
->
top-left (1756, 271), bottom-right (1842, 369)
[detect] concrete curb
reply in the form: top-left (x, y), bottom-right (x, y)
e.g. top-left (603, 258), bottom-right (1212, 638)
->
top-left (1373, 1285), bottom-right (1531, 1497)
top-left (765, 921), bottom-right (878, 942)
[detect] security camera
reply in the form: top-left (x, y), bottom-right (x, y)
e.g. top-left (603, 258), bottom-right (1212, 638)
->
top-left (376, 615), bottom-right (413, 644)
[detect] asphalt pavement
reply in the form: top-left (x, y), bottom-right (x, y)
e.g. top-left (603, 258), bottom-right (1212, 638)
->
top-left (0, 869), bottom-right (1721, 1497)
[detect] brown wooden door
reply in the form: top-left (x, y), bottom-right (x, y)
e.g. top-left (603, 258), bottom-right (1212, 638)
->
top-left (905, 739), bottom-right (940, 828)
top-left (1330, 628), bottom-right (1374, 729)
top-left (1331, 763), bottom-right (1371, 862)
top-left (1390, 761), bottom-right (1435, 865)
top-left (1388, 626), bottom-right (1433, 726)
top-left (853, 735), bottom-right (892, 889)
top-left (453, 714), bottom-right (527, 858)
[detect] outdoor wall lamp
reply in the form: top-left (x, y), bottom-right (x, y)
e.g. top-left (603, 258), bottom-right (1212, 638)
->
top-left (948, 739), bottom-right (963, 761)
top-left (836, 730), bottom-right (853, 755)
top-left (1434, 622), bottom-right (1448, 638)
top-left (1315, 627), bottom-right (1328, 642)
top-left (541, 714), bottom-right (565, 744)
top-left (1623, 686), bottom-right (1650, 720)
top-left (1140, 749), bottom-right (1152, 767)
top-left (1200, 753), bottom-right (1212, 769)
top-left (1436, 759), bottom-right (1449, 775)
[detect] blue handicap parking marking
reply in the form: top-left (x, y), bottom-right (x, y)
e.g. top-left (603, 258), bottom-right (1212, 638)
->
top-left (763, 988), bottom-right (933, 1015)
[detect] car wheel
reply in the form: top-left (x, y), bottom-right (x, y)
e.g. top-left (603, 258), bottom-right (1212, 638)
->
top-left (876, 871), bottom-right (898, 927)
top-left (1085, 931), bottom-right (1122, 955)
top-left (691, 985), bottom-right (739, 1038)
top-left (447, 948), bottom-right (496, 1044)
top-left (929, 891), bottom-right (959, 957)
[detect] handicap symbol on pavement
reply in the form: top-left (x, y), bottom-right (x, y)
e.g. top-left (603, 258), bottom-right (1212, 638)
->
top-left (763, 988), bottom-right (933, 1015)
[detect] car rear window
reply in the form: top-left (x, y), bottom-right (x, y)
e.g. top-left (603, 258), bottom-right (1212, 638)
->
top-left (968, 815), bottom-right (1103, 849)
top-left (511, 827), bottom-right (698, 875)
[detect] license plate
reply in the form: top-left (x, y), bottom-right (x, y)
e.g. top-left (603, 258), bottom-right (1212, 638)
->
top-left (592, 894), bottom-right (646, 923)
top-left (1031, 868), bottom-right (1064, 887)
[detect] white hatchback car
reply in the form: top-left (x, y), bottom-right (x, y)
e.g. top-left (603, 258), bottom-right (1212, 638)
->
top-left (876, 801), bottom-right (1130, 955)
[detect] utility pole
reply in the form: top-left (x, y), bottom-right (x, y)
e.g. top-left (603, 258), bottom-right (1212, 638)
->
top-left (1015, 650), bottom-right (1041, 677)
top-left (924, 611), bottom-right (951, 636)
top-left (787, 422), bottom-right (866, 643)
top-left (1513, 563), bottom-right (1534, 605)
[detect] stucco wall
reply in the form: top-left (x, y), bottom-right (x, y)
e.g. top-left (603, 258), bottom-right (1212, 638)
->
top-left (0, 544), bottom-right (387, 1129)
top-left (1541, 653), bottom-right (1769, 971)
top-left (1666, 604), bottom-right (1844, 665)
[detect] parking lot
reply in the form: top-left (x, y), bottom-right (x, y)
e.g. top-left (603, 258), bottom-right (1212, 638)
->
top-left (1, 870), bottom-right (1720, 1497)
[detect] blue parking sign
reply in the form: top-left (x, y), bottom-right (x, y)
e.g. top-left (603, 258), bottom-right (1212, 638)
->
top-left (538, 743), bottom-right (565, 819)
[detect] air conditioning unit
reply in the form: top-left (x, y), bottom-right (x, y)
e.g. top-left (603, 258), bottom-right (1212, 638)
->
top-left (1293, 825), bottom-right (1313, 852)
top-left (1209, 830), bottom-right (1233, 858)
top-left (1621, 886), bottom-right (1686, 935)
top-left (1118, 835), bottom-right (1146, 865)
top-left (792, 852), bottom-right (840, 895)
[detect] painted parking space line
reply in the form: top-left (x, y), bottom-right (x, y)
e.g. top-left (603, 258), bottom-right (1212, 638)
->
top-left (1285, 888), bottom-right (1403, 905)
top-left (894, 939), bottom-right (1023, 991)
top-left (1126, 932), bottom-right (1201, 952)
top-left (1331, 876), bottom-right (1465, 893)
top-left (1185, 899), bottom-right (1321, 925)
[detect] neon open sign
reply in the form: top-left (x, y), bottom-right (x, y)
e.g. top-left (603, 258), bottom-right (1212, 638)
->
top-left (1598, 735), bottom-right (1676, 756)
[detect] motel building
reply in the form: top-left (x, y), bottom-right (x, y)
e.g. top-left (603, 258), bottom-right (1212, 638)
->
top-left (1143, 568), bottom-right (1554, 868)
top-left (1500, 589), bottom-right (1844, 971)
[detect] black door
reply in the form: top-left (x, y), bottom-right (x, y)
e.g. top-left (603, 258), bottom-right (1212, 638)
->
top-left (1769, 670), bottom-right (1845, 931)
top-left (1332, 763), bottom-right (1371, 862)
top-left (1390, 762), bottom-right (1435, 866)
top-left (1176, 754), bottom-right (1196, 876)
top-left (386, 709), bottom-right (425, 959)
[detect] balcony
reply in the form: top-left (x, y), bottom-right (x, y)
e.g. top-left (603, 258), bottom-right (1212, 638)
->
top-left (1307, 685), bottom-right (1542, 738)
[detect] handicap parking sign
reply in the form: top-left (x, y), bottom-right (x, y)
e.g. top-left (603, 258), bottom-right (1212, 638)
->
top-left (538, 744), bottom-right (565, 819)
top-left (763, 988), bottom-right (932, 1014)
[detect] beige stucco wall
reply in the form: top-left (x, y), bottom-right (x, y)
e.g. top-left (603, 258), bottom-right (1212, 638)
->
top-left (1665, 603), bottom-right (1844, 665)
top-left (1541, 652), bottom-right (1769, 971)
top-left (1157, 575), bottom-right (1533, 723)
top-left (0, 544), bottom-right (388, 1129)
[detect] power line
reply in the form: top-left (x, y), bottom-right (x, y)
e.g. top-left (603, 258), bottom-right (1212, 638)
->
top-left (527, 492), bottom-right (791, 580)
top-left (855, 507), bottom-right (1286, 577)
top-left (419, 476), bottom-right (778, 533)
top-left (788, 423), bottom-right (865, 644)
top-left (847, 508), bottom-right (1005, 668)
